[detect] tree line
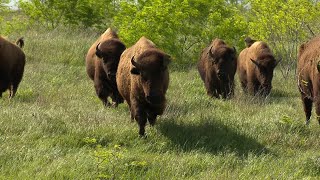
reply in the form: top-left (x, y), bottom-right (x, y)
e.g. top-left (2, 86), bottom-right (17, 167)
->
top-left (1, 0), bottom-right (320, 70)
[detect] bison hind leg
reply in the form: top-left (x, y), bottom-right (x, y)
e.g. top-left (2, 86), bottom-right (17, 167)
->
top-left (302, 96), bottom-right (313, 125)
top-left (9, 85), bottom-right (17, 99)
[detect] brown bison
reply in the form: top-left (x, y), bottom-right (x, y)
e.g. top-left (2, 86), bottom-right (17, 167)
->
top-left (116, 36), bottom-right (171, 136)
top-left (197, 38), bottom-right (237, 99)
top-left (297, 36), bottom-right (320, 125)
top-left (0, 36), bottom-right (25, 98)
top-left (85, 28), bottom-right (126, 107)
top-left (237, 39), bottom-right (279, 96)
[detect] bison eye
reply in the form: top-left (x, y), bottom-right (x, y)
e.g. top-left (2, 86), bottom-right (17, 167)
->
top-left (130, 67), bottom-right (140, 75)
top-left (141, 73), bottom-right (148, 81)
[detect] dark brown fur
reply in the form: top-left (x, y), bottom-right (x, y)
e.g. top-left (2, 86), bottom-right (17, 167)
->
top-left (0, 36), bottom-right (25, 98)
top-left (297, 36), bottom-right (320, 125)
top-left (116, 36), bottom-right (170, 136)
top-left (237, 41), bottom-right (278, 96)
top-left (197, 38), bottom-right (237, 99)
top-left (85, 28), bottom-right (125, 107)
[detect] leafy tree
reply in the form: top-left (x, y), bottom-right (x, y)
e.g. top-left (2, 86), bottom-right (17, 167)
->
top-left (245, 0), bottom-right (320, 76)
top-left (0, 0), bottom-right (10, 33)
top-left (18, 0), bottom-right (118, 29)
top-left (113, 0), bottom-right (247, 64)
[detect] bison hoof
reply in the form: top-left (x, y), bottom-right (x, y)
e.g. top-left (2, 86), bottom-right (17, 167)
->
top-left (305, 119), bottom-right (311, 125)
top-left (111, 102), bottom-right (118, 108)
top-left (139, 134), bottom-right (147, 138)
top-left (103, 101), bottom-right (111, 107)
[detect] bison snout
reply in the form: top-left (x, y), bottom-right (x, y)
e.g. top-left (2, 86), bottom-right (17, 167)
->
top-left (146, 94), bottom-right (163, 105)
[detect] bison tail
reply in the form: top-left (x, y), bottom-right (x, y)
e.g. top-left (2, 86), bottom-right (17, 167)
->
top-left (16, 37), bottom-right (24, 48)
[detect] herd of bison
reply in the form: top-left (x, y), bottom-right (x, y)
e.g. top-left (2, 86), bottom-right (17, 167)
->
top-left (1, 28), bottom-right (320, 136)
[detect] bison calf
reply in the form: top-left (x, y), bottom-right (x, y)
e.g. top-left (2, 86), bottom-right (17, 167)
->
top-left (197, 38), bottom-right (237, 99)
top-left (85, 28), bottom-right (125, 107)
top-left (0, 36), bottom-right (25, 98)
top-left (116, 37), bottom-right (171, 136)
top-left (238, 38), bottom-right (279, 96)
top-left (297, 36), bottom-right (320, 125)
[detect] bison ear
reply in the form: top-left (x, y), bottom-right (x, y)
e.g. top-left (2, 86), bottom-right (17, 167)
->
top-left (250, 58), bottom-right (261, 68)
top-left (163, 54), bottom-right (171, 67)
top-left (317, 61), bottom-right (320, 72)
top-left (95, 43), bottom-right (103, 58)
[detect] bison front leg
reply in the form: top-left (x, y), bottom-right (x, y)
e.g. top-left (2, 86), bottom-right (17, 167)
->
top-left (247, 81), bottom-right (255, 95)
top-left (314, 97), bottom-right (320, 125)
top-left (205, 80), bottom-right (219, 98)
top-left (131, 102), bottom-right (148, 136)
top-left (302, 96), bottom-right (313, 125)
top-left (110, 92), bottom-right (123, 107)
top-left (95, 87), bottom-right (111, 107)
top-left (136, 111), bottom-right (148, 137)
top-left (0, 82), bottom-right (8, 98)
top-left (147, 112), bottom-right (157, 126)
top-left (9, 85), bottom-right (17, 99)
top-left (94, 81), bottom-right (111, 107)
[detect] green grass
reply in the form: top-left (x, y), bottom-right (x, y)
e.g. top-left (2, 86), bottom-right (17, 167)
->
top-left (0, 27), bottom-right (320, 179)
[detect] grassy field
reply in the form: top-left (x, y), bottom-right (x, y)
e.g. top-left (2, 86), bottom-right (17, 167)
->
top-left (0, 28), bottom-right (320, 179)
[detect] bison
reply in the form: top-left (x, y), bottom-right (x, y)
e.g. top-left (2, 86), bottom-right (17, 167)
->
top-left (0, 36), bottom-right (25, 98)
top-left (197, 38), bottom-right (237, 99)
top-left (116, 36), bottom-right (171, 136)
top-left (297, 36), bottom-right (320, 125)
top-left (85, 28), bottom-right (126, 107)
top-left (237, 39), bottom-right (279, 96)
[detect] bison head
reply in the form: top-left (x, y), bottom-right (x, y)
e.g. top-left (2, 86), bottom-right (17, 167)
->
top-left (130, 50), bottom-right (171, 105)
top-left (95, 39), bottom-right (126, 79)
top-left (208, 45), bottom-right (237, 82)
top-left (250, 55), bottom-right (280, 95)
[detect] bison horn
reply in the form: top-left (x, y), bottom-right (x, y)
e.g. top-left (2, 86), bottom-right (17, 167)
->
top-left (208, 46), bottom-right (215, 58)
top-left (275, 58), bottom-right (282, 67)
top-left (317, 61), bottom-right (320, 72)
top-left (131, 56), bottom-right (142, 69)
top-left (95, 43), bottom-right (103, 58)
top-left (163, 54), bottom-right (171, 67)
top-left (250, 58), bottom-right (261, 67)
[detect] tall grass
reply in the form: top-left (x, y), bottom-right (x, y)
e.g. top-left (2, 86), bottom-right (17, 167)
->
top-left (0, 27), bottom-right (319, 179)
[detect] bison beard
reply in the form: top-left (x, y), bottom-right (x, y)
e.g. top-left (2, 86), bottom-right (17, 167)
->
top-left (116, 37), bottom-right (170, 137)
